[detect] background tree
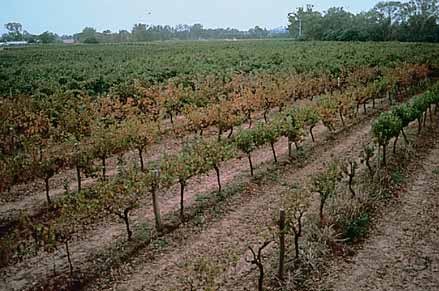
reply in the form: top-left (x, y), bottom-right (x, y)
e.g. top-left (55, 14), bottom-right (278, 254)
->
top-left (39, 31), bottom-right (58, 44)
top-left (4, 22), bottom-right (23, 40)
top-left (74, 27), bottom-right (99, 43)
top-left (287, 1), bottom-right (439, 42)
top-left (288, 5), bottom-right (323, 40)
top-left (132, 23), bottom-right (148, 42)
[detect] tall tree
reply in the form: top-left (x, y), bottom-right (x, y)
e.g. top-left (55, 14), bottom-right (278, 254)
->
top-left (39, 31), bottom-right (58, 44)
top-left (405, 0), bottom-right (439, 41)
top-left (132, 23), bottom-right (148, 41)
top-left (288, 1), bottom-right (439, 42)
top-left (4, 22), bottom-right (23, 41)
top-left (288, 5), bottom-right (323, 40)
top-left (5, 22), bottom-right (22, 34)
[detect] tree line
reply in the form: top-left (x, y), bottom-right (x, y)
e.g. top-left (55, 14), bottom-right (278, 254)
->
top-left (1, 22), bottom-right (62, 44)
top-left (288, 1), bottom-right (439, 42)
top-left (0, 22), bottom-right (286, 44)
top-left (3, 1), bottom-right (439, 44)
top-left (75, 24), bottom-right (286, 43)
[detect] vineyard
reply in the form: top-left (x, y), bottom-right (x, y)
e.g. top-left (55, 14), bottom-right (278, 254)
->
top-left (1, 40), bottom-right (439, 290)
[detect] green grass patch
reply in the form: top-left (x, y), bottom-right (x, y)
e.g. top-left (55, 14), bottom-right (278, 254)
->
top-left (391, 169), bottom-right (405, 185)
top-left (343, 213), bottom-right (370, 243)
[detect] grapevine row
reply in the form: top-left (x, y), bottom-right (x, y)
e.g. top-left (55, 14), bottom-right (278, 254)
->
top-left (1, 68), bottom-right (431, 271)
top-left (0, 64), bottom-right (428, 199)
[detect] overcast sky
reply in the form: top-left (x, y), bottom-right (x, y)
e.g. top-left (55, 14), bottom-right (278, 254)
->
top-left (1, 1), bottom-right (380, 35)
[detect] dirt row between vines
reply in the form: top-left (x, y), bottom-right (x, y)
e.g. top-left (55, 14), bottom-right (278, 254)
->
top-left (1, 91), bottom-right (401, 290)
top-left (0, 136), bottom-right (171, 220)
top-left (84, 110), bottom-right (376, 291)
top-left (0, 122), bottom-right (187, 218)
top-left (90, 112), bottom-right (439, 291)
top-left (229, 115), bottom-right (439, 291)
top-left (309, 126), bottom-right (439, 291)
top-left (0, 105), bottom-right (337, 290)
top-left (0, 91), bottom-right (420, 290)
top-left (0, 107), bottom-right (276, 222)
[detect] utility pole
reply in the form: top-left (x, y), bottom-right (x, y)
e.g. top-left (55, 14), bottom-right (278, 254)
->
top-left (288, 11), bottom-right (302, 38)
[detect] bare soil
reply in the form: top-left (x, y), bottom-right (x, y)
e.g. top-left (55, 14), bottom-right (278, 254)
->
top-left (0, 105), bottom-right (371, 291)
top-left (0, 97), bottom-right (414, 291)
top-left (0, 118), bottom-right (328, 290)
top-left (86, 106), bottom-right (439, 291)
top-left (0, 107), bottom-right (276, 223)
top-left (87, 114), bottom-right (374, 291)
top-left (312, 130), bottom-right (439, 291)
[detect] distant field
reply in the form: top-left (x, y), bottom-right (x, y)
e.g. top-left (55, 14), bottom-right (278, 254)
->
top-left (1, 40), bottom-right (439, 97)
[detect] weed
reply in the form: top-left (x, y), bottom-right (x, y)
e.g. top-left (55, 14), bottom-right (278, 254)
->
top-left (152, 238), bottom-right (168, 249)
top-left (63, 178), bottom-right (70, 193)
top-left (373, 189), bottom-right (392, 200)
top-left (136, 222), bottom-right (151, 241)
top-left (343, 213), bottom-right (369, 243)
top-left (215, 190), bottom-right (226, 201)
top-left (266, 170), bottom-right (280, 182)
top-left (296, 147), bottom-right (307, 160)
top-left (195, 194), bottom-right (209, 203)
top-left (210, 206), bottom-right (223, 219)
top-left (390, 169), bottom-right (404, 185)
top-left (183, 256), bottom-right (223, 290)
top-left (193, 214), bottom-right (205, 226)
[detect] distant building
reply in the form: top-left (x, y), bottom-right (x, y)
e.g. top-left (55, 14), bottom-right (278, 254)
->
top-left (3, 41), bottom-right (28, 46)
top-left (63, 39), bottom-right (75, 44)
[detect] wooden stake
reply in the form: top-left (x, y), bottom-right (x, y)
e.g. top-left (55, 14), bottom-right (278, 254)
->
top-left (278, 209), bottom-right (286, 282)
